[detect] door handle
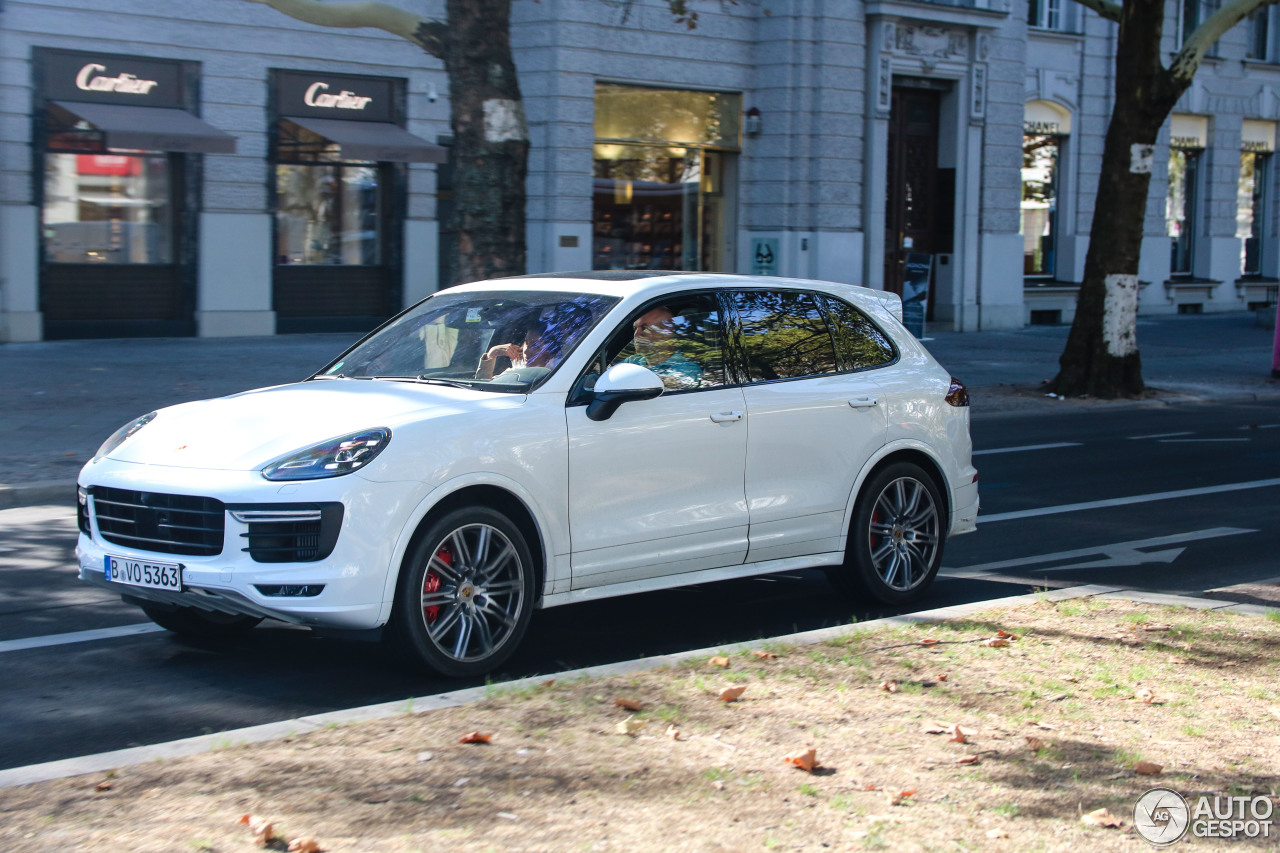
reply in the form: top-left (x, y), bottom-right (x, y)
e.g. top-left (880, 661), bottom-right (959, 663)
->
top-left (848, 397), bottom-right (879, 409)
top-left (709, 411), bottom-right (744, 423)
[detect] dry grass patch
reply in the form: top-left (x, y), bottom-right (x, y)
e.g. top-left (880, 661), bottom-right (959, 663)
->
top-left (3, 598), bottom-right (1279, 851)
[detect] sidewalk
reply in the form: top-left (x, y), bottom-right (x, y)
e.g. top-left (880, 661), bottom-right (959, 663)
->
top-left (1, 311), bottom-right (1277, 507)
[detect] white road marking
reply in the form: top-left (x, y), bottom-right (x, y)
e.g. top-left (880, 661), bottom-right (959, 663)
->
top-left (973, 442), bottom-right (1081, 456)
top-left (1128, 431), bottom-right (1194, 440)
top-left (979, 478), bottom-right (1280, 523)
top-left (0, 623), bottom-right (163, 655)
top-left (1159, 438), bottom-right (1250, 444)
top-left (941, 528), bottom-right (1254, 578)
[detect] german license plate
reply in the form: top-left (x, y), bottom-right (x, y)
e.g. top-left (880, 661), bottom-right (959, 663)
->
top-left (104, 556), bottom-right (183, 592)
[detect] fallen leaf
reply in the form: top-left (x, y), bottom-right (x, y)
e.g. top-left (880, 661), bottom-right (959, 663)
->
top-left (890, 789), bottom-right (917, 806)
top-left (1031, 721), bottom-right (1054, 730)
top-left (982, 638), bottom-right (1010, 648)
top-left (1081, 807), bottom-right (1124, 828)
top-left (288, 838), bottom-right (323, 853)
top-left (1221, 661), bottom-right (1240, 667)
top-left (784, 748), bottom-right (818, 772)
top-left (1140, 624), bottom-right (1172, 632)
top-left (709, 656), bottom-right (730, 668)
top-left (996, 630), bottom-right (1017, 640)
top-left (949, 725), bottom-right (968, 744)
top-left (880, 680), bottom-right (899, 693)
top-left (614, 697), bottom-right (643, 711)
top-left (1135, 761), bottom-right (1163, 776)
top-left (496, 813), bottom-right (518, 821)
top-left (752, 650), bottom-right (779, 659)
top-left (665, 724), bottom-right (682, 741)
top-left (711, 779), bottom-right (725, 790)
top-left (417, 751), bottom-right (434, 762)
top-left (540, 679), bottom-right (555, 687)
top-left (719, 686), bottom-right (746, 702)
top-left (239, 815), bottom-right (275, 847)
top-left (920, 638), bottom-right (940, 646)
top-left (615, 718), bottom-right (646, 735)
top-left (936, 673), bottom-right (949, 682)
top-left (921, 722), bottom-right (950, 735)
top-left (1025, 736), bottom-right (1046, 752)
top-left (957, 755), bottom-right (981, 765)
top-left (1169, 656), bottom-right (1189, 664)
top-left (93, 781), bottom-right (111, 791)
top-left (859, 783), bottom-right (878, 791)
top-left (986, 829), bottom-right (1010, 839)
top-left (1136, 688), bottom-right (1155, 704)
top-left (459, 731), bottom-right (493, 744)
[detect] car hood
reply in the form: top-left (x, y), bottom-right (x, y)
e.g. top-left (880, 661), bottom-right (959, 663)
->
top-left (103, 380), bottom-right (509, 471)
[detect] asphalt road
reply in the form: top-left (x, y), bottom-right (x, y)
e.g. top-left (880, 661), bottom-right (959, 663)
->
top-left (2, 398), bottom-right (1278, 771)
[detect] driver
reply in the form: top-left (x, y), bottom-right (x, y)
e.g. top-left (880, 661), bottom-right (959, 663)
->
top-left (476, 319), bottom-right (557, 379)
top-left (619, 305), bottom-right (702, 388)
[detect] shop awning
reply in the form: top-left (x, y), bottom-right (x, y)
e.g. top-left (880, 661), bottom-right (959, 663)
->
top-left (52, 101), bottom-right (237, 154)
top-left (283, 116), bottom-right (447, 163)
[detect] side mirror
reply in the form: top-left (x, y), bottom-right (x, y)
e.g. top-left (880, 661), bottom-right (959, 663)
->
top-left (586, 362), bottom-right (664, 421)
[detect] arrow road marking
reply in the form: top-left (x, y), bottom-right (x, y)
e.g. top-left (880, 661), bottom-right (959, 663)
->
top-left (940, 527), bottom-right (1254, 579)
top-left (979, 478), bottom-right (1280, 523)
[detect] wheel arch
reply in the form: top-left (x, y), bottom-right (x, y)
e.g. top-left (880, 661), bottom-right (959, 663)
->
top-left (380, 478), bottom-right (551, 625)
top-left (842, 444), bottom-right (952, 543)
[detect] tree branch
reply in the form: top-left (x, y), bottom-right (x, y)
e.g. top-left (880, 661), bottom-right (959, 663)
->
top-left (242, 0), bottom-right (446, 57)
top-left (1172, 0), bottom-right (1280, 81)
top-left (1067, 0), bottom-right (1122, 23)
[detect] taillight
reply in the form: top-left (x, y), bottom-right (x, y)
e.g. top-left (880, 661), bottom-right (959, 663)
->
top-left (945, 377), bottom-right (969, 407)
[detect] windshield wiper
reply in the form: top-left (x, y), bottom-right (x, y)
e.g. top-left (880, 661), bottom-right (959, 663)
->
top-left (409, 376), bottom-right (476, 389)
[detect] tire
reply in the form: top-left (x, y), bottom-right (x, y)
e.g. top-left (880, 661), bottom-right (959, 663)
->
top-left (140, 604), bottom-right (263, 638)
top-left (829, 462), bottom-right (946, 605)
top-left (389, 505), bottom-right (535, 677)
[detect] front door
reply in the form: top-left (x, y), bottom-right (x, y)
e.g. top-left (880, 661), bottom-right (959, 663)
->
top-left (566, 295), bottom-right (748, 589)
top-left (884, 87), bottom-right (942, 297)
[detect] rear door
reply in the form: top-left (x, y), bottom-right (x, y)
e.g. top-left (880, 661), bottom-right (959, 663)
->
top-left (728, 289), bottom-right (893, 563)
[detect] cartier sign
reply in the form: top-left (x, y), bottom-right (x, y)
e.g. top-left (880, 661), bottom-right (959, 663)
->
top-left (40, 49), bottom-right (184, 108)
top-left (277, 70), bottom-right (394, 123)
top-left (303, 82), bottom-right (372, 111)
top-left (76, 63), bottom-right (159, 95)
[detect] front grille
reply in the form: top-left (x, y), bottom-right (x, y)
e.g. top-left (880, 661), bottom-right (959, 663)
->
top-left (91, 487), bottom-right (225, 557)
top-left (230, 503), bottom-right (343, 563)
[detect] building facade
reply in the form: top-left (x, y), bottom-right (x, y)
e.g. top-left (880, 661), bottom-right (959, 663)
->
top-left (0, 0), bottom-right (1276, 342)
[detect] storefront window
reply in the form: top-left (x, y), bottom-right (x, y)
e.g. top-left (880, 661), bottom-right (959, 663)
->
top-left (592, 84), bottom-right (738, 272)
top-left (1021, 133), bottom-right (1060, 276)
top-left (1238, 151), bottom-right (1270, 275)
top-left (1168, 147), bottom-right (1201, 275)
top-left (43, 152), bottom-right (173, 264)
top-left (275, 120), bottom-right (380, 266)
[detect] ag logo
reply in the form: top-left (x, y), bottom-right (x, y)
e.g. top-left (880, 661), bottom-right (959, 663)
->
top-left (1134, 787), bottom-right (1190, 845)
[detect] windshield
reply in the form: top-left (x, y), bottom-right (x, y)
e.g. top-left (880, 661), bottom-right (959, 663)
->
top-left (316, 290), bottom-right (618, 391)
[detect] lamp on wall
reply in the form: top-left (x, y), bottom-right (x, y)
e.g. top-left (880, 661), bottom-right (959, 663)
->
top-left (745, 107), bottom-right (762, 136)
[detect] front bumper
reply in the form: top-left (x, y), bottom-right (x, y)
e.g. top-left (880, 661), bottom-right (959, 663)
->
top-left (76, 461), bottom-right (421, 630)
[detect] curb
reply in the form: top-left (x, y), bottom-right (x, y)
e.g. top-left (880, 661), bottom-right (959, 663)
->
top-left (2, 582), bottom-right (1273, 790)
top-left (0, 480), bottom-right (74, 510)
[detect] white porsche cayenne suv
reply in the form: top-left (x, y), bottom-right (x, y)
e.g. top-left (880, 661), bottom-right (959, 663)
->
top-left (76, 272), bottom-right (978, 676)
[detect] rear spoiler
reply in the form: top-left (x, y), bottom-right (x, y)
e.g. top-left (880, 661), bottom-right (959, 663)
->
top-left (869, 289), bottom-right (904, 323)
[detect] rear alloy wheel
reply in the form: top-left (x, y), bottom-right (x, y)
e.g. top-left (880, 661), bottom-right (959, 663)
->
top-left (392, 506), bottom-right (534, 677)
top-left (140, 604), bottom-right (263, 638)
top-left (829, 462), bottom-right (945, 605)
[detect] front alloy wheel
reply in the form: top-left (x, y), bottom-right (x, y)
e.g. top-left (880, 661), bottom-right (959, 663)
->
top-left (829, 462), bottom-right (945, 605)
top-left (392, 506), bottom-right (534, 676)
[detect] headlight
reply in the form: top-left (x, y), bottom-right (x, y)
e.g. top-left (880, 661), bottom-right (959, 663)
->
top-left (92, 412), bottom-right (157, 462)
top-left (261, 428), bottom-right (391, 481)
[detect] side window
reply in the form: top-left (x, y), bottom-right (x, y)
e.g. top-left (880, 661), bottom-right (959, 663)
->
top-left (820, 295), bottom-right (898, 371)
top-left (600, 293), bottom-right (727, 392)
top-left (729, 290), bottom-right (838, 382)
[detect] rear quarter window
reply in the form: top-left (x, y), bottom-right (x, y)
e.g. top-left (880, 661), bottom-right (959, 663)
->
top-left (819, 295), bottom-right (898, 371)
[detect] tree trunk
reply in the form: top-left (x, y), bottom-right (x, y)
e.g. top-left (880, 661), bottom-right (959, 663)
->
top-left (441, 0), bottom-right (529, 286)
top-left (1049, 0), bottom-right (1188, 398)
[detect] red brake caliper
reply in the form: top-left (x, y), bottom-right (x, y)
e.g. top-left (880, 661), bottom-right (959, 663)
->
top-left (423, 546), bottom-right (451, 623)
